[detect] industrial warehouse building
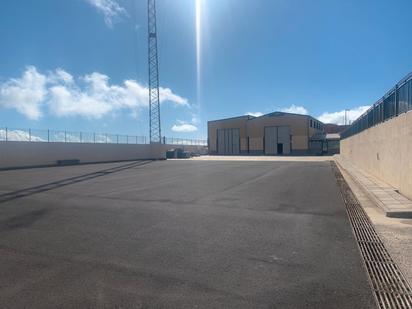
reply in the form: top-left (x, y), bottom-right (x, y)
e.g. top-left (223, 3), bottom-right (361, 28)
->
top-left (208, 112), bottom-right (330, 155)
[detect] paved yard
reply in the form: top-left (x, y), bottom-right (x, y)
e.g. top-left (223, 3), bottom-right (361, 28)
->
top-left (0, 160), bottom-right (376, 308)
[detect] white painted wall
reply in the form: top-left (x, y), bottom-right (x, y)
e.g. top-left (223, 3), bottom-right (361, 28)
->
top-left (0, 142), bottom-right (207, 169)
top-left (0, 142), bottom-right (161, 169)
top-left (341, 110), bottom-right (412, 200)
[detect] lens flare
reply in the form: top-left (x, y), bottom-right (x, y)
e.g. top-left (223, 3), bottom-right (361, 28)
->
top-left (195, 0), bottom-right (202, 104)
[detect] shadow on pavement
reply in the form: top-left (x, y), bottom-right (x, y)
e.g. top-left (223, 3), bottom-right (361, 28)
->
top-left (0, 160), bottom-right (152, 204)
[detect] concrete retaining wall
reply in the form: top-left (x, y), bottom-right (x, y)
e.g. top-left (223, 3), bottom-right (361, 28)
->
top-left (341, 110), bottom-right (412, 200)
top-left (0, 142), bottom-right (208, 169)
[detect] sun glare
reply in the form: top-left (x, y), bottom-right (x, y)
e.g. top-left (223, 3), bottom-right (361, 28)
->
top-left (196, 0), bottom-right (202, 104)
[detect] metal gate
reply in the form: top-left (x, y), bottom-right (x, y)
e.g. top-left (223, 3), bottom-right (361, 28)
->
top-left (277, 126), bottom-right (291, 154)
top-left (217, 128), bottom-right (240, 155)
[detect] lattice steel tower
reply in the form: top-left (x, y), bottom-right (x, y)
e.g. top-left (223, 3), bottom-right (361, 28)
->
top-left (148, 0), bottom-right (161, 143)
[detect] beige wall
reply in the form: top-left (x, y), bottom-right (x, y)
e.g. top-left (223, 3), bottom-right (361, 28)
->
top-left (208, 117), bottom-right (249, 152)
top-left (247, 115), bottom-right (309, 151)
top-left (341, 110), bottom-right (412, 200)
top-left (207, 113), bottom-right (325, 154)
top-left (308, 118), bottom-right (324, 138)
top-left (0, 142), bottom-right (207, 169)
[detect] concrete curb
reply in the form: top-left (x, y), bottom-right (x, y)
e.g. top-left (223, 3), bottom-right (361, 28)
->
top-left (335, 157), bottom-right (412, 218)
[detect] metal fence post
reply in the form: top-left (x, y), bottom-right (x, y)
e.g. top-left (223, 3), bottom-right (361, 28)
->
top-left (5, 127), bottom-right (8, 141)
top-left (395, 85), bottom-right (399, 116)
top-left (93, 132), bottom-right (96, 143)
top-left (116, 134), bottom-right (119, 144)
top-left (47, 130), bottom-right (50, 142)
top-left (65, 130), bottom-right (67, 143)
top-left (29, 129), bottom-right (31, 142)
top-left (80, 132), bottom-right (82, 143)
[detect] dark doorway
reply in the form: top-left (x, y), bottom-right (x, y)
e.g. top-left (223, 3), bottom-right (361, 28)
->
top-left (277, 143), bottom-right (283, 155)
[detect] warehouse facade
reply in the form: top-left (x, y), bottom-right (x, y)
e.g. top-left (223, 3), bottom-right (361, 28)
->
top-left (208, 112), bottom-right (325, 155)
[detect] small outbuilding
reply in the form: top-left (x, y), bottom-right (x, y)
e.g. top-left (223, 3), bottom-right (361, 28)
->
top-left (208, 112), bottom-right (326, 155)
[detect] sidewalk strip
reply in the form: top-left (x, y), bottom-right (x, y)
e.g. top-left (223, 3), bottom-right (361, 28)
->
top-left (332, 162), bottom-right (412, 309)
top-left (335, 157), bottom-right (412, 218)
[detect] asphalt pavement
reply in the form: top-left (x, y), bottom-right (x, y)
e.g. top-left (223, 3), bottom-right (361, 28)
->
top-left (0, 160), bottom-right (376, 308)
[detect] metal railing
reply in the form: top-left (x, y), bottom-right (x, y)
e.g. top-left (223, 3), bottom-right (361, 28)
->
top-left (341, 71), bottom-right (412, 139)
top-left (0, 127), bottom-right (207, 146)
top-left (163, 137), bottom-right (207, 146)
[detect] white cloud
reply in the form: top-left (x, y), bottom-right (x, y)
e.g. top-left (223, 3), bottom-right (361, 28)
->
top-left (245, 112), bottom-right (264, 117)
top-left (0, 66), bottom-right (47, 120)
top-left (160, 88), bottom-right (188, 106)
top-left (280, 104), bottom-right (308, 115)
top-left (85, 0), bottom-right (128, 27)
top-left (191, 115), bottom-right (200, 124)
top-left (171, 120), bottom-right (198, 133)
top-left (0, 66), bottom-right (189, 120)
top-left (318, 106), bottom-right (370, 125)
top-left (48, 68), bottom-right (74, 84)
top-left (48, 72), bottom-right (129, 119)
top-left (0, 129), bottom-right (116, 143)
top-left (0, 129), bottom-right (44, 142)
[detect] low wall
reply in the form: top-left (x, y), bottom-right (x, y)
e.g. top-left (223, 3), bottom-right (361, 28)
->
top-left (0, 142), bottom-right (208, 169)
top-left (341, 110), bottom-right (412, 200)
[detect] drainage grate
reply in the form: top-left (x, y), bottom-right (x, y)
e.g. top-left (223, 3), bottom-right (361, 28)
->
top-left (332, 162), bottom-right (412, 309)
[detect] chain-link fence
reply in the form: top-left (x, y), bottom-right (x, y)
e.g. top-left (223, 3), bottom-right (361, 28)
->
top-left (0, 128), bottom-right (207, 146)
top-left (341, 71), bottom-right (412, 139)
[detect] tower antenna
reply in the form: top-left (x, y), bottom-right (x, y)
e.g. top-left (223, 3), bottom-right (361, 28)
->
top-left (148, 0), bottom-right (161, 143)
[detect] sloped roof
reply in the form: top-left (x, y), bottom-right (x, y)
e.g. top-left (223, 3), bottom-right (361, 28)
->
top-left (248, 111), bottom-right (323, 123)
top-left (209, 111), bottom-right (324, 124)
top-left (208, 115), bottom-right (255, 123)
top-left (259, 111), bottom-right (308, 118)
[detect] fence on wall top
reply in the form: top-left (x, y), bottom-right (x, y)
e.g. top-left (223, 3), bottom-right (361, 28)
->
top-left (341, 71), bottom-right (412, 139)
top-left (0, 127), bottom-right (207, 146)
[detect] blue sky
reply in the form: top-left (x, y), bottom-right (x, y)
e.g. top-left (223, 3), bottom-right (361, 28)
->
top-left (0, 0), bottom-right (411, 139)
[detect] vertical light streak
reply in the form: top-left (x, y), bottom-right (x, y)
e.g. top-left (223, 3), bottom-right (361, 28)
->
top-left (196, 0), bottom-right (202, 104)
